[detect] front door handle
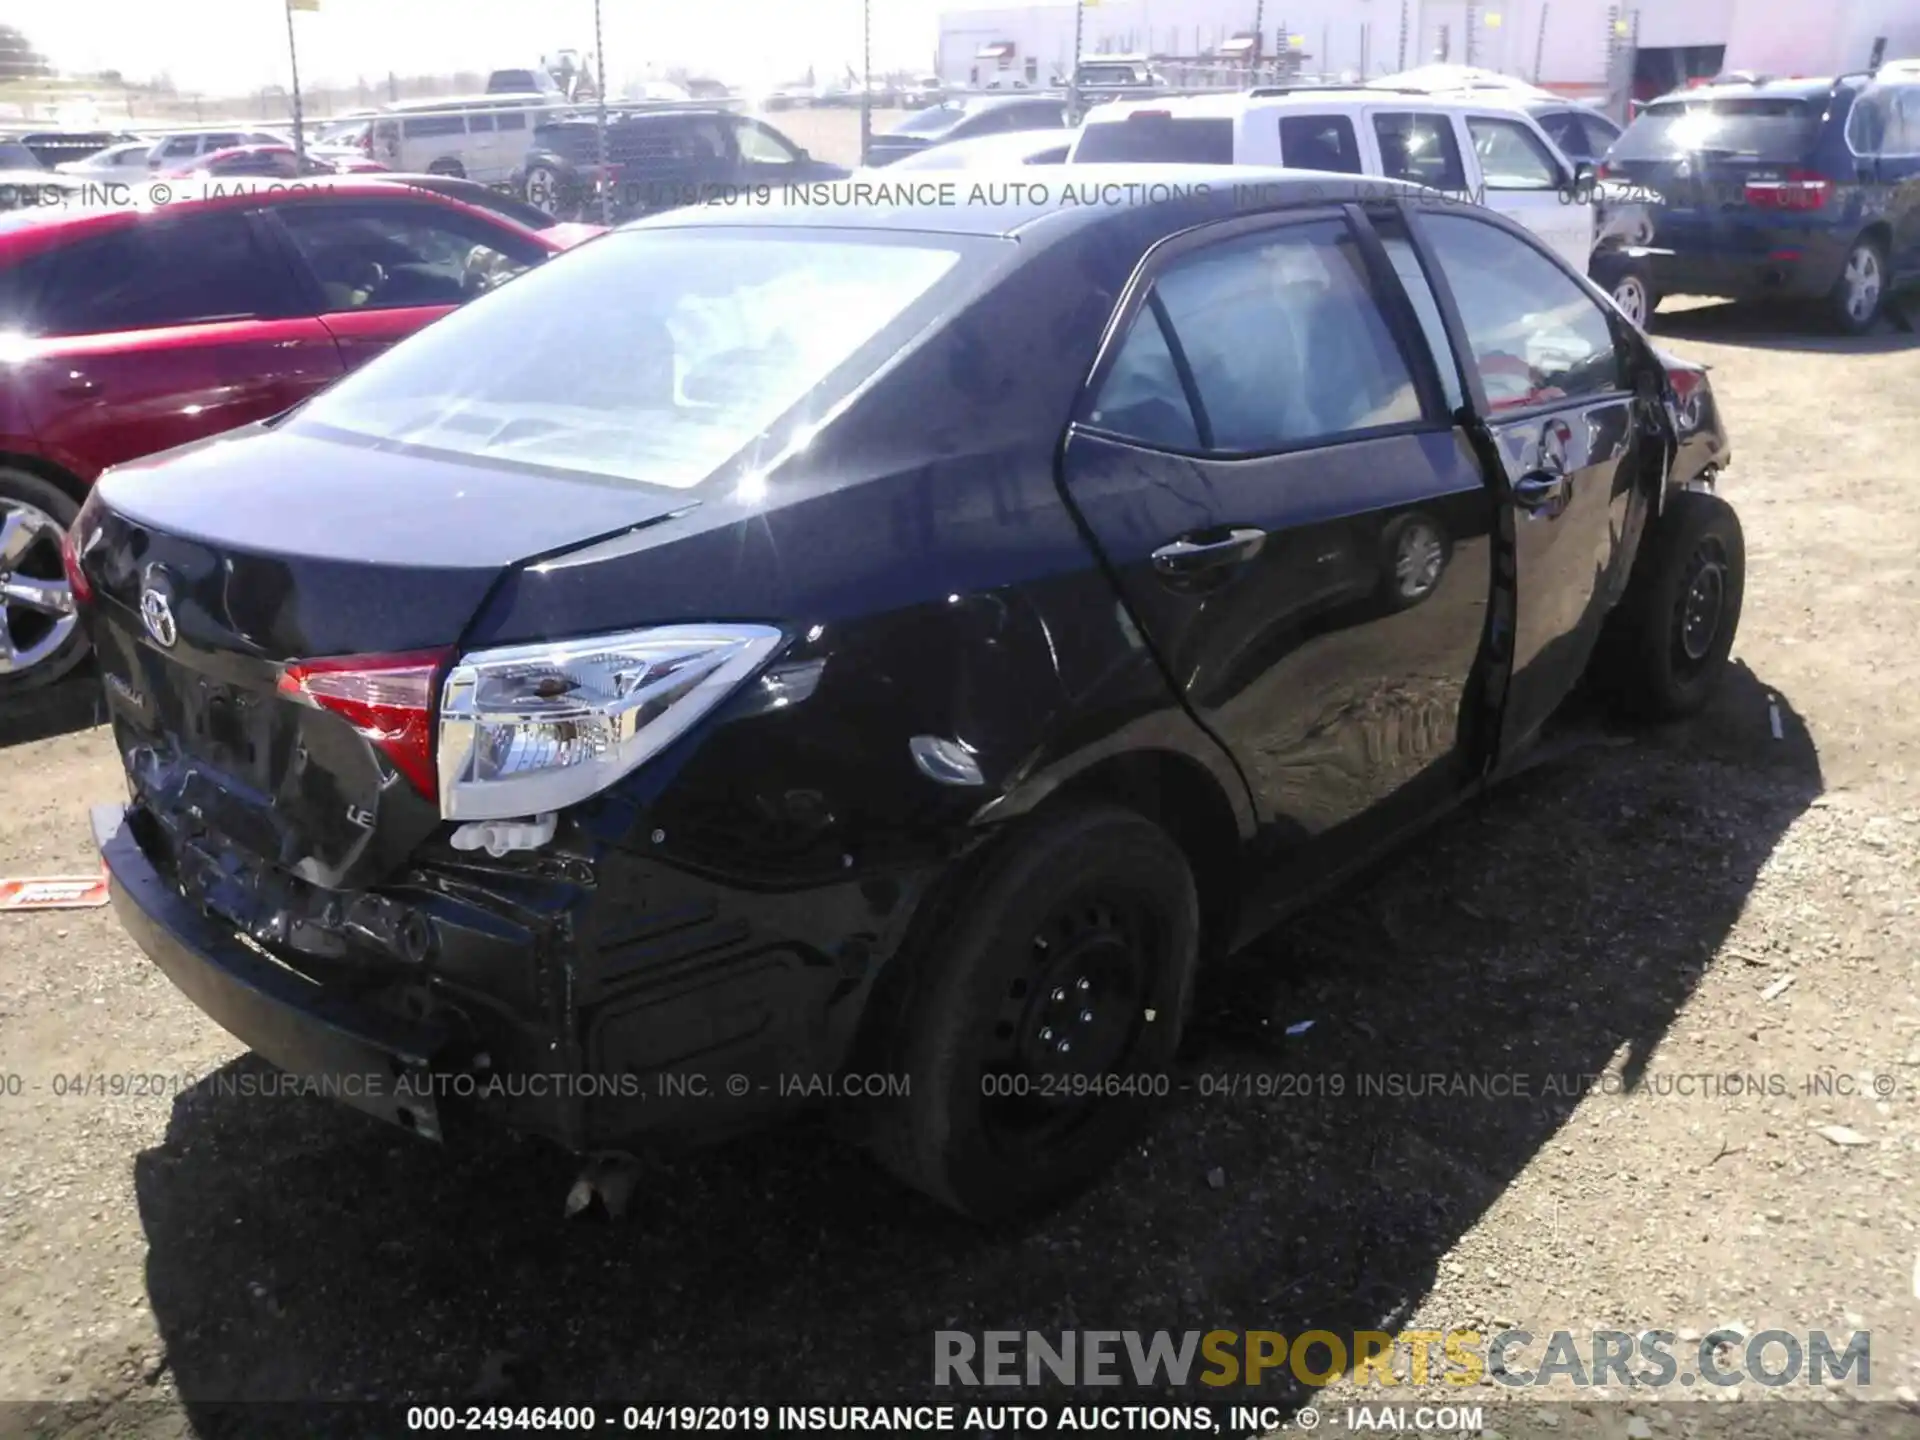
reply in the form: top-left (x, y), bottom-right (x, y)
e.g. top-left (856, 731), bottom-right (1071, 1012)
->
top-left (1151, 527), bottom-right (1268, 578)
top-left (1512, 470), bottom-right (1570, 513)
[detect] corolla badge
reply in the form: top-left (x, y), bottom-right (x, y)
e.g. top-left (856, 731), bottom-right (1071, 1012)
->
top-left (139, 572), bottom-right (178, 649)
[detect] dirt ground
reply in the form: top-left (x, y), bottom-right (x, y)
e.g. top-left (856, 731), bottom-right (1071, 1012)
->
top-left (2, 293), bottom-right (1919, 1440)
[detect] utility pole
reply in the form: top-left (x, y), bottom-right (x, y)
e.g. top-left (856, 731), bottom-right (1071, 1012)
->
top-left (860, 0), bottom-right (872, 166)
top-left (1253, 0), bottom-right (1264, 84)
top-left (283, 0), bottom-right (311, 165)
top-left (1397, 0), bottom-right (1409, 73)
top-left (594, 0), bottom-right (610, 225)
top-left (1533, 2), bottom-right (1549, 82)
top-left (1069, 0), bottom-right (1086, 121)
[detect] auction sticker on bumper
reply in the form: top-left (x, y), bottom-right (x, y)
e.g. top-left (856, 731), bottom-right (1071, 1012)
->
top-left (0, 873), bottom-right (110, 911)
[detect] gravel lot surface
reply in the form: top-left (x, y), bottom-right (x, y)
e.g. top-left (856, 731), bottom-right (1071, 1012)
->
top-left (1, 289), bottom-right (1918, 1440)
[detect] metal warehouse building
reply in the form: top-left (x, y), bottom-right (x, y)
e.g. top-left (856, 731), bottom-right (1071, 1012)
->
top-left (937, 0), bottom-right (1920, 103)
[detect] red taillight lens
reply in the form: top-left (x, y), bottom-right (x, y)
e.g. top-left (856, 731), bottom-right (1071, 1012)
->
top-left (1744, 169), bottom-right (1830, 211)
top-left (59, 526), bottom-right (94, 606)
top-left (1595, 161), bottom-right (1616, 181)
top-left (1667, 365), bottom-right (1709, 434)
top-left (278, 649), bottom-right (451, 800)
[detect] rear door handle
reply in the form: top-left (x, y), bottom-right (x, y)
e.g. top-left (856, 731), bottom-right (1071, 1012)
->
top-left (1151, 527), bottom-right (1268, 577)
top-left (1512, 470), bottom-right (1570, 513)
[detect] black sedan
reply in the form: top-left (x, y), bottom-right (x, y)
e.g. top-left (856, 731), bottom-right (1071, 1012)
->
top-left (73, 168), bottom-right (1740, 1221)
top-left (864, 94), bottom-right (1069, 166)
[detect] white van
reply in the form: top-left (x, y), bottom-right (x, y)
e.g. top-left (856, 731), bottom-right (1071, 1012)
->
top-left (370, 94), bottom-right (569, 185)
top-left (1069, 88), bottom-right (1597, 276)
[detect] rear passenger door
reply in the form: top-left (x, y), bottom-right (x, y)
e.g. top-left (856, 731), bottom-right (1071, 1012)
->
top-left (12, 210), bottom-right (341, 477)
top-left (1406, 206), bottom-right (1647, 758)
top-left (1276, 113), bottom-right (1365, 174)
top-left (263, 197), bottom-right (549, 366)
top-left (1369, 109), bottom-right (1472, 201)
top-left (1059, 209), bottom-right (1499, 887)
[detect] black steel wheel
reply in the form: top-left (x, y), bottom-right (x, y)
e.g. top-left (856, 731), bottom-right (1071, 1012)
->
top-left (861, 804), bottom-right (1199, 1220)
top-left (1589, 490), bottom-right (1745, 721)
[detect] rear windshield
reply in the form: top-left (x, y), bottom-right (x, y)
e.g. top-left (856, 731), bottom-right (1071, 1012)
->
top-left (1074, 115), bottom-right (1234, 164)
top-left (890, 105), bottom-right (969, 138)
top-left (292, 230), bottom-right (984, 489)
top-left (1611, 97), bottom-right (1823, 161)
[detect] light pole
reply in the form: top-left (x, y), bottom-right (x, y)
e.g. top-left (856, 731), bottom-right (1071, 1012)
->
top-left (1253, 0), bottom-right (1264, 84)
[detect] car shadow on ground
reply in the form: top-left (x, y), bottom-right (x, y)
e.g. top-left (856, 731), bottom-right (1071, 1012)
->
top-left (0, 666), bottom-right (104, 750)
top-left (128, 662), bottom-right (1820, 1425)
top-left (1652, 296), bottom-right (1920, 354)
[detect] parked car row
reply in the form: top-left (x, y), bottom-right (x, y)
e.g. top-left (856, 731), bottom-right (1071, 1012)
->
top-left (59, 165), bottom-right (1742, 1222)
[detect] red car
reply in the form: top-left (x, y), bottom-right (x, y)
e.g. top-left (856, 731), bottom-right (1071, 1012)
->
top-left (0, 182), bottom-right (568, 694)
top-left (165, 142), bottom-right (391, 178)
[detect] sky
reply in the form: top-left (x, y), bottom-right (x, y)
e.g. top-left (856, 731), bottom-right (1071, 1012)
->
top-left (1, 0), bottom-right (1030, 94)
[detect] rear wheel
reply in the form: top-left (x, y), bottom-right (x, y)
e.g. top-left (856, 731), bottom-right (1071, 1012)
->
top-left (426, 157), bottom-right (465, 179)
top-left (863, 804), bottom-right (1199, 1220)
top-left (1608, 263), bottom-right (1655, 329)
top-left (0, 467), bottom-right (87, 697)
top-left (1589, 490), bottom-right (1745, 721)
top-left (1828, 235), bottom-right (1886, 334)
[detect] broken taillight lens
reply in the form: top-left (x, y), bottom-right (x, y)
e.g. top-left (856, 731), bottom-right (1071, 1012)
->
top-left (60, 527), bottom-right (93, 606)
top-left (278, 650), bottom-right (452, 800)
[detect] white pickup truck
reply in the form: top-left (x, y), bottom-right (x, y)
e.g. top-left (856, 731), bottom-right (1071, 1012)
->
top-left (1069, 87), bottom-right (1600, 279)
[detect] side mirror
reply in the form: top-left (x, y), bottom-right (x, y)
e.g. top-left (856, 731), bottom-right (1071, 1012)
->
top-left (1573, 161), bottom-right (1597, 189)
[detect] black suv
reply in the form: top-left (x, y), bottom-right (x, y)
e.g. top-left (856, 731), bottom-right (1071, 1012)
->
top-left (520, 108), bottom-right (844, 220)
top-left (1602, 72), bottom-right (1920, 332)
top-left (76, 170), bottom-right (1741, 1220)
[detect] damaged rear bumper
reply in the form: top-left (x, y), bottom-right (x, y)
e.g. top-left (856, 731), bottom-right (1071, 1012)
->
top-left (93, 803), bottom-right (450, 1139)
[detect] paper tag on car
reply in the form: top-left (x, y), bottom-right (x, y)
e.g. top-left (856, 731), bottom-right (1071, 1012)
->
top-left (0, 875), bottom-right (111, 911)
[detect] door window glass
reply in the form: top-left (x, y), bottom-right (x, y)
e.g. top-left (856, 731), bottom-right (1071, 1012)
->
top-left (735, 120), bottom-right (800, 165)
top-left (14, 212), bottom-right (297, 336)
top-left (1468, 115), bottom-right (1563, 189)
top-left (1279, 114), bottom-right (1362, 173)
top-left (1373, 112), bottom-right (1467, 190)
top-left (1419, 212), bottom-right (1621, 411)
top-left (1379, 234), bottom-right (1464, 412)
top-left (1086, 303), bottom-right (1201, 449)
top-left (1097, 219), bottom-right (1423, 454)
top-left (1535, 110), bottom-right (1582, 156)
top-left (277, 201), bottom-right (542, 311)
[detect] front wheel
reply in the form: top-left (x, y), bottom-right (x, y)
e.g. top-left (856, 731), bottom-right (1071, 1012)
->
top-left (1588, 490), bottom-right (1745, 721)
top-left (862, 804), bottom-right (1199, 1220)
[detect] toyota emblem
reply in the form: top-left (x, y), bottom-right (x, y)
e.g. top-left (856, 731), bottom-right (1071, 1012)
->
top-left (139, 574), bottom-right (178, 649)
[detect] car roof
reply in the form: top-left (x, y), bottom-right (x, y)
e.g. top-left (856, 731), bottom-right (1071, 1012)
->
top-left (1082, 87), bottom-right (1540, 122)
top-left (1651, 75), bottom-right (1850, 103)
top-left (889, 128), bottom-right (1075, 167)
top-left (634, 164), bottom-right (1424, 240)
top-left (0, 179), bottom-right (562, 261)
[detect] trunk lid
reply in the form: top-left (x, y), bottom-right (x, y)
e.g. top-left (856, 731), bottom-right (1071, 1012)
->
top-left (79, 422), bottom-right (697, 894)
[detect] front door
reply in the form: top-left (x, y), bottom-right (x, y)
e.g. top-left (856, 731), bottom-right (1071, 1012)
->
top-left (1462, 111), bottom-right (1594, 273)
top-left (1407, 206), bottom-right (1646, 758)
top-left (1058, 209), bottom-right (1497, 885)
top-left (264, 197), bottom-right (549, 369)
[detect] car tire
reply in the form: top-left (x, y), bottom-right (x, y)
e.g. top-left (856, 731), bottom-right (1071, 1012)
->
top-left (427, 157), bottom-right (466, 179)
top-left (1589, 490), bottom-right (1745, 722)
top-left (523, 163), bottom-right (568, 216)
top-left (862, 804), bottom-right (1199, 1220)
top-left (1828, 234), bottom-right (1887, 335)
top-left (0, 466), bottom-right (89, 697)
top-left (1609, 262), bottom-right (1657, 329)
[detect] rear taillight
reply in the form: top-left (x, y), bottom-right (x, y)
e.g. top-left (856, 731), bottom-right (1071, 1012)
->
top-left (1744, 169), bottom-right (1830, 211)
top-left (1595, 161), bottom-right (1616, 181)
top-left (278, 649), bottom-right (451, 800)
top-left (59, 527), bottom-right (93, 606)
top-left (358, 130), bottom-right (371, 154)
top-left (1666, 363), bottom-right (1709, 435)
